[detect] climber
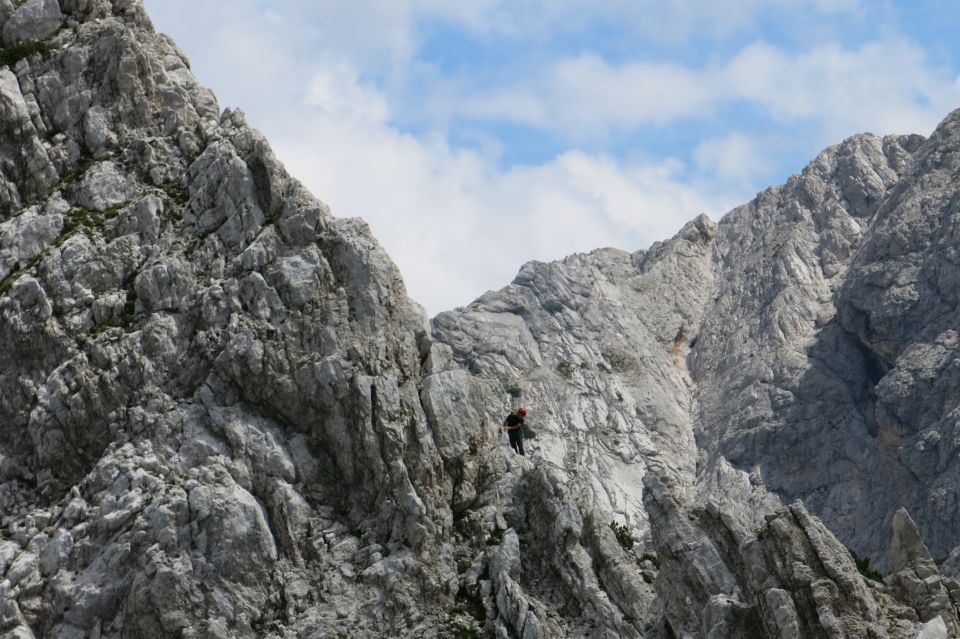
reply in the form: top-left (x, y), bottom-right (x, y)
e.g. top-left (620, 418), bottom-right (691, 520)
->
top-left (501, 407), bottom-right (527, 456)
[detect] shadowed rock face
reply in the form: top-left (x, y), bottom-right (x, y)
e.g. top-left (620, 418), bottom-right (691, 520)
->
top-left (2, 1), bottom-right (960, 638)
top-left (689, 133), bottom-right (928, 561)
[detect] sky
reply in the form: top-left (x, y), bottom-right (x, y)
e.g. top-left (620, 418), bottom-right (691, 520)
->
top-left (141, 0), bottom-right (960, 315)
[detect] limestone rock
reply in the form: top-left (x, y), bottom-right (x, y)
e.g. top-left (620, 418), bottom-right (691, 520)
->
top-left (886, 509), bottom-right (960, 634)
top-left (643, 468), bottom-right (917, 638)
top-left (2, 0), bottom-right (63, 45)
top-left (915, 617), bottom-right (948, 639)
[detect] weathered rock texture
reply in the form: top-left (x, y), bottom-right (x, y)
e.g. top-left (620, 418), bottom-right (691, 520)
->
top-left (2, 1), bottom-right (960, 638)
top-left (0, 1), bottom-right (466, 636)
top-left (642, 467), bottom-right (949, 639)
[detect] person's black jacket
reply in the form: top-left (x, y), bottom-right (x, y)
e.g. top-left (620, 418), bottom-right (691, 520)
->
top-left (503, 413), bottom-right (524, 430)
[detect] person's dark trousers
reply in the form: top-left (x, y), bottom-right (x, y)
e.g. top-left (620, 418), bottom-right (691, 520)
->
top-left (508, 428), bottom-right (525, 455)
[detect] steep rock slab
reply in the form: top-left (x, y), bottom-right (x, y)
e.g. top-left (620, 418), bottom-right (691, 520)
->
top-left (470, 451), bottom-right (655, 638)
top-left (690, 133), bottom-right (925, 561)
top-left (838, 110), bottom-right (960, 561)
top-left (432, 215), bottom-right (719, 546)
top-left (886, 508), bottom-right (960, 634)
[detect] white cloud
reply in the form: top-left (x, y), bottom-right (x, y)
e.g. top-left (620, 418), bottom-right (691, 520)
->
top-left (144, 0), bottom-right (869, 83)
top-left (451, 39), bottom-right (960, 142)
top-left (721, 40), bottom-right (958, 137)
top-left (462, 55), bottom-right (712, 135)
top-left (694, 134), bottom-right (771, 188)
top-left (305, 66), bottom-right (390, 123)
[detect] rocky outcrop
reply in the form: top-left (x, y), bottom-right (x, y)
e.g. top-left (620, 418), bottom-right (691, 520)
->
top-left (886, 508), bottom-right (960, 635)
top-left (643, 469), bottom-right (953, 639)
top-left (0, 1), bottom-right (671, 637)
top-left (833, 112), bottom-right (960, 562)
top-left (431, 110), bottom-right (960, 635)
top-left (432, 215), bottom-right (722, 550)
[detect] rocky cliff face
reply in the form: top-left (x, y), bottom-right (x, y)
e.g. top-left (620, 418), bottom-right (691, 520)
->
top-left (0, 1), bottom-right (468, 636)
top-left (2, 1), bottom-right (960, 638)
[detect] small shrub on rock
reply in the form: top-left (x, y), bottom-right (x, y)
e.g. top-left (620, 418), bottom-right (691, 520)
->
top-left (849, 548), bottom-right (885, 584)
top-left (501, 379), bottom-right (523, 399)
top-left (610, 520), bottom-right (634, 551)
top-left (0, 40), bottom-right (52, 68)
top-left (486, 527), bottom-right (506, 546)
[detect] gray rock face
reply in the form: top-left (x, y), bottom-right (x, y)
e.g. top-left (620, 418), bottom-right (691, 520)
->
top-left (433, 122), bottom-right (959, 570)
top-left (2, 0), bottom-right (63, 45)
top-left (432, 215), bottom-right (722, 546)
top-left (689, 133), bottom-right (927, 563)
top-left (834, 113), bottom-right (960, 562)
top-left (4, 0), bottom-right (960, 637)
top-left (0, 2), bottom-right (463, 636)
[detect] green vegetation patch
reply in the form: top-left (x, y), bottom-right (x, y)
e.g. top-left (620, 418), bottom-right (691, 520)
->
top-left (602, 350), bottom-right (633, 373)
top-left (501, 378), bottom-right (523, 399)
top-left (610, 520), bottom-right (634, 551)
top-left (60, 157), bottom-right (96, 185)
top-left (251, 616), bottom-right (283, 637)
top-left (93, 278), bottom-right (138, 335)
top-left (555, 358), bottom-right (574, 379)
top-left (0, 40), bottom-right (53, 68)
top-left (0, 270), bottom-right (20, 296)
top-left (446, 618), bottom-right (481, 639)
top-left (454, 582), bottom-right (487, 625)
top-left (0, 253), bottom-right (43, 297)
top-left (160, 180), bottom-right (190, 204)
top-left (59, 201), bottom-right (129, 243)
top-left (159, 180), bottom-right (190, 219)
top-left (849, 548), bottom-right (884, 584)
top-left (485, 526), bottom-right (506, 546)
top-left (638, 552), bottom-right (660, 569)
top-left (93, 310), bottom-right (134, 334)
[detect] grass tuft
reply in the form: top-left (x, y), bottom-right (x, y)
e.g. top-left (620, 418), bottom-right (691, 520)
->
top-left (849, 548), bottom-right (885, 584)
top-left (501, 378), bottom-right (523, 399)
top-left (555, 358), bottom-right (574, 379)
top-left (0, 254), bottom-right (43, 297)
top-left (0, 40), bottom-right (52, 68)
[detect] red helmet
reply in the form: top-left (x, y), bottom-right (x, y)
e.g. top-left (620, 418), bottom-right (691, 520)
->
top-left (517, 407), bottom-right (527, 417)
